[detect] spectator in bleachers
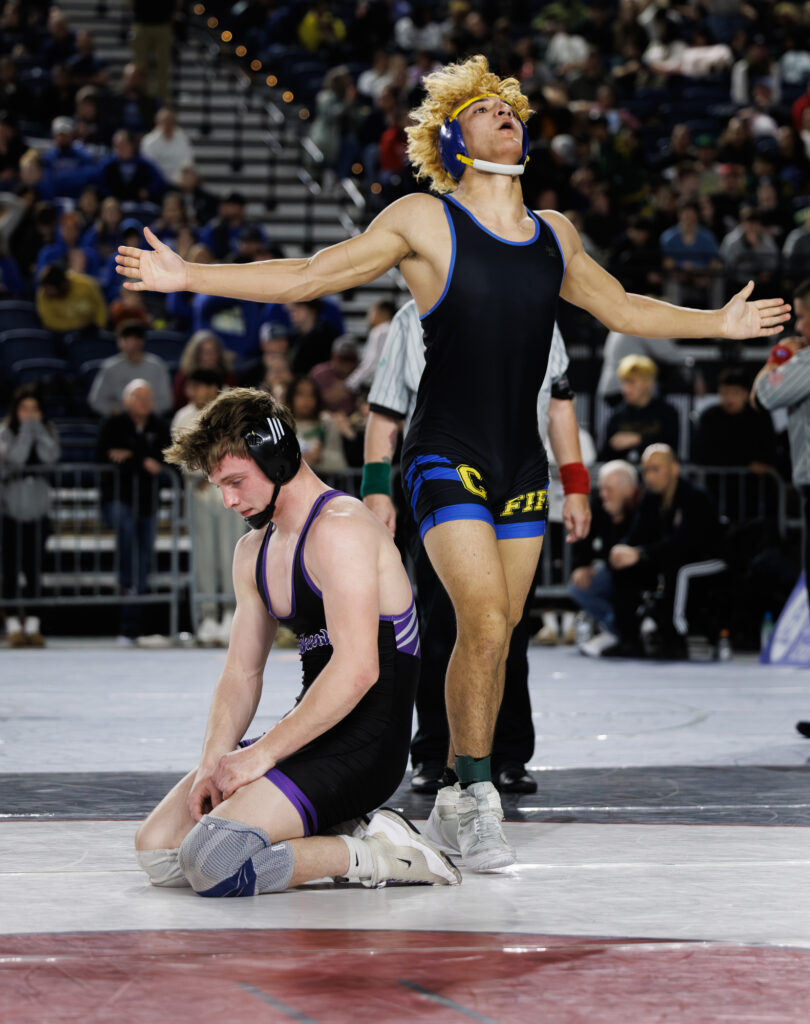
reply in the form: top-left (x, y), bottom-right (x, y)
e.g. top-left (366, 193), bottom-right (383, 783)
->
top-left (694, 366), bottom-right (778, 474)
top-left (597, 331), bottom-right (685, 405)
top-left (394, 3), bottom-right (443, 54)
top-left (176, 165), bottom-right (218, 226)
top-left (599, 355), bottom-right (680, 463)
top-left (731, 34), bottom-right (781, 106)
top-left (0, 384), bottom-right (60, 648)
top-left (257, 351), bottom-right (293, 402)
top-left (42, 6), bottom-right (76, 66)
top-left (717, 117), bottom-right (756, 167)
top-left (605, 444), bottom-right (724, 659)
top-left (288, 298), bottom-right (340, 375)
top-left (660, 199), bottom-right (724, 309)
top-left (35, 209), bottom-right (100, 279)
top-left (109, 63), bottom-right (158, 138)
top-left (344, 299), bottom-right (395, 394)
top-left (140, 108), bottom-right (194, 187)
top-left (88, 319), bottom-right (172, 417)
top-left (108, 283), bottom-right (153, 331)
top-left (97, 378), bottom-right (170, 644)
top-left (309, 335), bottom-right (360, 416)
top-left (298, 1), bottom-right (347, 58)
top-left (101, 219), bottom-right (143, 302)
top-left (357, 48), bottom-right (391, 102)
top-left (76, 183), bottom-right (100, 231)
top-left (782, 208), bottom-right (810, 281)
top-left (286, 375), bottom-right (325, 468)
top-left (82, 196), bottom-right (123, 261)
top-left (719, 206), bottom-right (780, 297)
top-left (650, 124), bottom-right (696, 174)
top-left (198, 191), bottom-right (246, 260)
top-left (99, 129), bottom-right (166, 205)
top-left (172, 328), bottom-right (236, 411)
top-left (66, 28), bottom-right (107, 91)
top-left (171, 367), bottom-right (243, 646)
top-left (755, 177), bottom-right (793, 246)
top-left (35, 261), bottom-right (106, 333)
top-left (570, 459), bottom-right (642, 656)
top-left (608, 215), bottom-right (663, 297)
top-left (148, 191), bottom-right (190, 251)
top-left (8, 192), bottom-right (51, 280)
top-left (40, 115), bottom-right (97, 200)
top-left (73, 85), bottom-right (111, 148)
top-left (308, 65), bottom-right (363, 181)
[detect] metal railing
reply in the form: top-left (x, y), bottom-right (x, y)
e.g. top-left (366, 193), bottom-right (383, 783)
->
top-left (0, 464), bottom-right (191, 637)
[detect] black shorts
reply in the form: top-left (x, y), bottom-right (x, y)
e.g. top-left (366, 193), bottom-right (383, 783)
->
top-left (241, 633), bottom-right (419, 834)
top-left (402, 449), bottom-right (550, 543)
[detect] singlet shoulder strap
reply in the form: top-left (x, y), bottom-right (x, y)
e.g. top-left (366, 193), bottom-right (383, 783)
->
top-left (294, 488), bottom-right (347, 596)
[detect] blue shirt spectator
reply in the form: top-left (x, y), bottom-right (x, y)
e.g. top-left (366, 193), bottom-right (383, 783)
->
top-left (98, 130), bottom-right (166, 204)
top-left (40, 117), bottom-right (98, 199)
top-left (660, 202), bottom-right (721, 269)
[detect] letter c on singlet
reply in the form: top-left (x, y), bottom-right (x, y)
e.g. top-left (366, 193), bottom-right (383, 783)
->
top-left (457, 464), bottom-right (487, 499)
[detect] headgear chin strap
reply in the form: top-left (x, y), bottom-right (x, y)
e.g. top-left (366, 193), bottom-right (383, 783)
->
top-left (438, 93), bottom-right (529, 181)
top-left (242, 416), bottom-right (302, 530)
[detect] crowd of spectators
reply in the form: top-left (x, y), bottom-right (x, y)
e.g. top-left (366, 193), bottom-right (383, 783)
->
top-left (0, 0), bottom-right (808, 652)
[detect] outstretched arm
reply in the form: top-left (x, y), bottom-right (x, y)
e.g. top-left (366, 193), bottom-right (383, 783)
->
top-left (544, 211), bottom-right (791, 340)
top-left (116, 199), bottom-right (415, 303)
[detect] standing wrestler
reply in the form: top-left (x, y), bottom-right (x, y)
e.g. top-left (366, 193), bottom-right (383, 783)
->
top-left (134, 388), bottom-right (459, 895)
top-left (118, 57), bottom-right (790, 871)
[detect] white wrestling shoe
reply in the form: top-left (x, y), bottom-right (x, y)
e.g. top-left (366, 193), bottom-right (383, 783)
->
top-left (361, 808), bottom-right (461, 888)
top-left (456, 781), bottom-right (516, 872)
top-left (423, 783), bottom-right (462, 856)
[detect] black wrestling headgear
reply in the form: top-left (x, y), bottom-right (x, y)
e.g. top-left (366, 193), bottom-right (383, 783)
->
top-left (242, 416), bottom-right (302, 529)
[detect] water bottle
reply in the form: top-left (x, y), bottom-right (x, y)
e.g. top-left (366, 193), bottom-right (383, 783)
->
top-left (716, 629), bottom-right (732, 662)
top-left (760, 611), bottom-right (774, 653)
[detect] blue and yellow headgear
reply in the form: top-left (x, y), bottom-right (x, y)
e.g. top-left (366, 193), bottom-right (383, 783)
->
top-left (438, 93), bottom-right (529, 180)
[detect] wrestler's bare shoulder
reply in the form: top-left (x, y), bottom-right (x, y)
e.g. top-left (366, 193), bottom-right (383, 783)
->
top-left (376, 192), bottom-right (447, 232)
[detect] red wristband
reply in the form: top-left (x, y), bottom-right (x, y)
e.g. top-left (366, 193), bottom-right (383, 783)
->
top-left (559, 462), bottom-right (591, 495)
top-left (769, 343), bottom-right (793, 366)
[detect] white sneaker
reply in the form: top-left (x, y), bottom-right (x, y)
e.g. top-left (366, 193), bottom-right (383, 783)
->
top-left (456, 781), bottom-right (516, 872)
top-left (361, 808), bottom-right (461, 888)
top-left (23, 616), bottom-right (45, 647)
top-left (561, 611), bottom-right (576, 645)
top-left (218, 611), bottom-right (234, 646)
top-left (196, 617), bottom-right (220, 646)
top-left (116, 635), bottom-right (135, 648)
top-left (580, 630), bottom-right (619, 658)
top-left (136, 634), bottom-right (171, 649)
top-left (423, 783), bottom-right (461, 856)
top-left (534, 621), bottom-right (559, 646)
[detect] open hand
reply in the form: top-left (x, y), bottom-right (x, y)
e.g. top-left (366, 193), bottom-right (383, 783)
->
top-left (722, 281), bottom-right (791, 339)
top-left (562, 493), bottom-right (591, 543)
top-left (116, 226), bottom-right (189, 293)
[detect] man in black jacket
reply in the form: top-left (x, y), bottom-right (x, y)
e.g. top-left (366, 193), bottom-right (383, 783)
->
top-left (96, 378), bottom-right (171, 642)
top-left (605, 444), bottom-right (723, 658)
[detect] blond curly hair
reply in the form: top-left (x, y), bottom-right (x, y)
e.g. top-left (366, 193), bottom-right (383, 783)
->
top-left (406, 55), bottom-right (531, 195)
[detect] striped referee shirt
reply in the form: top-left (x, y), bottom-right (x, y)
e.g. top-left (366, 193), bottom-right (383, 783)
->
top-left (368, 300), bottom-right (570, 435)
top-left (755, 346), bottom-right (810, 486)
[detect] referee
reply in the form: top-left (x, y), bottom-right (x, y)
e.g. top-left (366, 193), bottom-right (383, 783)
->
top-left (362, 300), bottom-right (590, 793)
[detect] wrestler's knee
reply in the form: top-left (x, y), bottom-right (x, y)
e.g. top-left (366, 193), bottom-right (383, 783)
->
top-left (456, 602), bottom-right (510, 663)
top-left (178, 815), bottom-right (291, 897)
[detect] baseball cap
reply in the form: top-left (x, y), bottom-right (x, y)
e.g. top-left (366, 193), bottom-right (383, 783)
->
top-left (52, 116), bottom-right (75, 136)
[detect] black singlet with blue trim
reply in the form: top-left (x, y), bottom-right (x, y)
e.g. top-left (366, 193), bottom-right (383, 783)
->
top-left (402, 194), bottom-right (565, 484)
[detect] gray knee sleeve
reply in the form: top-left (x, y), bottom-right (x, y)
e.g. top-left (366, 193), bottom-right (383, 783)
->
top-left (135, 847), bottom-right (190, 888)
top-left (178, 815), bottom-right (294, 897)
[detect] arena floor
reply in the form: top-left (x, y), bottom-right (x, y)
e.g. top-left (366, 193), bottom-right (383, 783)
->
top-left (1, 642), bottom-right (809, 1023)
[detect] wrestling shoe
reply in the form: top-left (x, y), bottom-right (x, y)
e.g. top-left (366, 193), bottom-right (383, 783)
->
top-left (456, 781), bottom-right (516, 872)
top-left (423, 783), bottom-right (461, 856)
top-left (361, 808), bottom-right (461, 888)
